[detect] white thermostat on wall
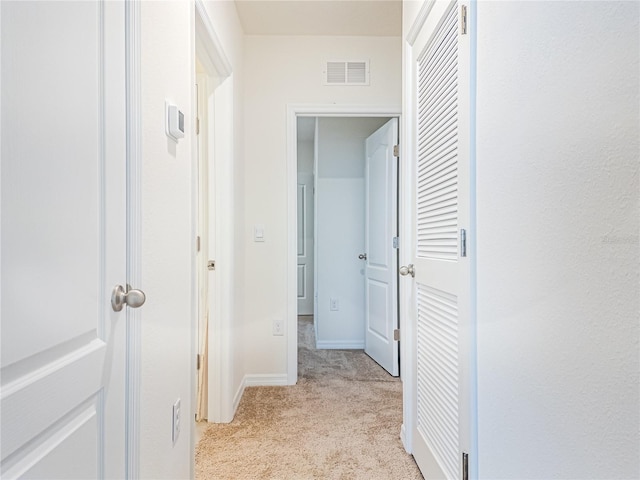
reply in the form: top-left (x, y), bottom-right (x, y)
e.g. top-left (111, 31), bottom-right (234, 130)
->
top-left (165, 101), bottom-right (185, 142)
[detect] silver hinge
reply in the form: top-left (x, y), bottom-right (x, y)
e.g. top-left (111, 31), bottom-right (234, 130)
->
top-left (460, 229), bottom-right (467, 257)
top-left (207, 260), bottom-right (216, 271)
top-left (393, 144), bottom-right (400, 157)
top-left (196, 354), bottom-right (201, 370)
top-left (196, 236), bottom-right (201, 252)
top-left (393, 329), bottom-right (400, 341)
top-left (392, 236), bottom-right (399, 249)
top-left (461, 5), bottom-right (468, 35)
top-left (462, 452), bottom-right (469, 480)
top-left (196, 117), bottom-right (200, 135)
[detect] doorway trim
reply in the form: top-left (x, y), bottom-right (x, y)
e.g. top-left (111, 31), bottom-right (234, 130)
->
top-left (125, 0), bottom-right (142, 477)
top-left (193, 0), bottom-right (234, 431)
top-left (286, 104), bottom-right (402, 385)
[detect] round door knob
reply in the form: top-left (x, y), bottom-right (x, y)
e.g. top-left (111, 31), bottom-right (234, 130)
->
top-left (399, 264), bottom-right (415, 278)
top-left (358, 253), bottom-right (367, 260)
top-left (111, 284), bottom-right (146, 312)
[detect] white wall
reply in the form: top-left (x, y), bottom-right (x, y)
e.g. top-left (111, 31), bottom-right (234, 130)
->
top-left (139, 1), bottom-right (246, 475)
top-left (243, 35), bottom-right (402, 377)
top-left (475, 1), bottom-right (639, 477)
top-left (315, 117), bottom-right (389, 347)
top-left (139, 2), bottom-right (193, 478)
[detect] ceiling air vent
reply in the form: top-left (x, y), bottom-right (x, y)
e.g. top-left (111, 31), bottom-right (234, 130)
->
top-left (324, 60), bottom-right (370, 86)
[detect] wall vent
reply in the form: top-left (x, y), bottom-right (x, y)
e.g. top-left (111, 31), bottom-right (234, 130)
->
top-left (323, 60), bottom-right (370, 86)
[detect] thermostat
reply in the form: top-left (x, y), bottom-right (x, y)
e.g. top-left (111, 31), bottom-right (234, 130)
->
top-left (166, 101), bottom-right (185, 142)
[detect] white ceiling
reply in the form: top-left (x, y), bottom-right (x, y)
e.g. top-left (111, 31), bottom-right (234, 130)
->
top-left (234, 0), bottom-right (402, 37)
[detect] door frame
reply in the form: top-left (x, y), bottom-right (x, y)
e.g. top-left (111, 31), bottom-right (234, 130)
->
top-left (125, 1), bottom-right (142, 477)
top-left (286, 104), bottom-right (401, 385)
top-left (192, 0), bottom-right (234, 429)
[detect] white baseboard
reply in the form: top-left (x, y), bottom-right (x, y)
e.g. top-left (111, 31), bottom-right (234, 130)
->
top-left (400, 424), bottom-right (411, 453)
top-left (231, 379), bottom-right (246, 416)
top-left (232, 373), bottom-right (289, 417)
top-left (315, 340), bottom-right (365, 350)
top-left (243, 373), bottom-right (289, 387)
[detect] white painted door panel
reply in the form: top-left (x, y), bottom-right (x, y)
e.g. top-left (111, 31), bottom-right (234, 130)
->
top-left (408, 1), bottom-right (473, 478)
top-left (364, 119), bottom-right (399, 376)
top-left (1, 1), bottom-right (127, 478)
top-left (297, 173), bottom-right (314, 315)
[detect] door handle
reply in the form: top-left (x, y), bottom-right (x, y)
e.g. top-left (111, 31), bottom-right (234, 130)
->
top-left (111, 285), bottom-right (146, 312)
top-left (358, 253), bottom-right (367, 260)
top-left (399, 264), bottom-right (415, 278)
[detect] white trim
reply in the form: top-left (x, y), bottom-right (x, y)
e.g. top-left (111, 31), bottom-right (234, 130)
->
top-left (400, 424), bottom-right (408, 451)
top-left (231, 374), bottom-right (289, 417)
top-left (243, 374), bottom-right (289, 387)
top-left (194, 0), bottom-right (232, 77)
top-left (124, 1), bottom-right (141, 477)
top-left (406, 0), bottom-right (436, 47)
top-left (192, 0), bottom-right (235, 428)
top-left (315, 341), bottom-right (365, 350)
top-left (286, 104), bottom-right (402, 387)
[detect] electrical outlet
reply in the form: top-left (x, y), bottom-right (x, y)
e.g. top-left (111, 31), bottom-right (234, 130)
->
top-left (172, 398), bottom-right (181, 445)
top-left (330, 298), bottom-right (339, 311)
top-left (273, 319), bottom-right (284, 336)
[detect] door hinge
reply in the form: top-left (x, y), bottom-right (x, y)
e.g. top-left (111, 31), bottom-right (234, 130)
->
top-left (393, 144), bottom-right (400, 157)
top-left (208, 260), bottom-right (216, 271)
top-left (461, 5), bottom-right (468, 35)
top-left (196, 236), bottom-right (201, 252)
top-left (392, 236), bottom-right (399, 249)
top-left (462, 452), bottom-right (469, 480)
top-left (460, 229), bottom-right (467, 257)
top-left (393, 329), bottom-right (400, 341)
top-left (196, 354), bottom-right (202, 370)
top-left (196, 117), bottom-right (200, 135)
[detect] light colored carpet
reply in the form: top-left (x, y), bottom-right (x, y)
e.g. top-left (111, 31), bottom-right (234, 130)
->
top-left (195, 316), bottom-right (423, 479)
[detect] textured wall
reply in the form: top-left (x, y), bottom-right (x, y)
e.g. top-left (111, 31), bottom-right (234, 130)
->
top-left (475, 1), bottom-right (639, 477)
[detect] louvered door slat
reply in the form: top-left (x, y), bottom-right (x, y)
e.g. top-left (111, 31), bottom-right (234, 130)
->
top-left (416, 0), bottom-right (459, 262)
top-left (417, 283), bottom-right (460, 480)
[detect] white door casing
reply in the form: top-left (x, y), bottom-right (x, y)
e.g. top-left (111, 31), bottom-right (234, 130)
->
top-left (364, 119), bottom-right (400, 376)
top-left (297, 173), bottom-right (314, 316)
top-left (1, 1), bottom-right (130, 478)
top-left (407, 1), bottom-right (474, 478)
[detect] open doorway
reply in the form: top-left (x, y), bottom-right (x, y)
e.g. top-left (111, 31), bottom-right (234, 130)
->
top-left (295, 115), bottom-right (400, 377)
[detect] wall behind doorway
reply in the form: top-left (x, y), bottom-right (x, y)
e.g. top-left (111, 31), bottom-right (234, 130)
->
top-left (243, 34), bottom-right (402, 378)
top-left (315, 117), bottom-right (390, 348)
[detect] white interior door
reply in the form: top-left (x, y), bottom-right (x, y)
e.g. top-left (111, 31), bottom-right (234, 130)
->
top-left (407, 1), bottom-right (473, 478)
top-left (297, 172), bottom-right (314, 315)
top-left (364, 118), bottom-right (399, 376)
top-left (1, 1), bottom-right (129, 477)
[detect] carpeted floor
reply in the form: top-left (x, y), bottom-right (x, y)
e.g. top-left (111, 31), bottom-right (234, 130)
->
top-left (195, 316), bottom-right (423, 479)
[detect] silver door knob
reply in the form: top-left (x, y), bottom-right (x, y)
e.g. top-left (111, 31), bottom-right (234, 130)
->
top-left (111, 284), bottom-right (146, 312)
top-left (358, 253), bottom-right (367, 260)
top-left (399, 264), bottom-right (415, 278)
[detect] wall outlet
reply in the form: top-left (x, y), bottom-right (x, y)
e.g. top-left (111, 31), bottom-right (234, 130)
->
top-left (330, 298), bottom-right (339, 311)
top-left (273, 319), bottom-right (284, 336)
top-left (172, 398), bottom-right (181, 445)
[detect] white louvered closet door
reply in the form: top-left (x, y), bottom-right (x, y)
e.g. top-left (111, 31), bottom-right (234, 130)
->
top-left (408, 1), bottom-right (473, 478)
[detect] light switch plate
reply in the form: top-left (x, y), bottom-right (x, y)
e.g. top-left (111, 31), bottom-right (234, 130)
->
top-left (254, 224), bottom-right (265, 242)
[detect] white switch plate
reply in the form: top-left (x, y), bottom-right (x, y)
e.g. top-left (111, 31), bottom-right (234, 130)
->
top-left (172, 398), bottom-right (181, 445)
top-left (254, 224), bottom-right (265, 242)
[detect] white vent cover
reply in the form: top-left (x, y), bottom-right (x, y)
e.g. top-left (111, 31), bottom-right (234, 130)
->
top-left (324, 60), bottom-right (370, 85)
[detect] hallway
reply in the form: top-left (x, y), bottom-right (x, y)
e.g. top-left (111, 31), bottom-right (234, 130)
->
top-left (195, 317), bottom-right (422, 479)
